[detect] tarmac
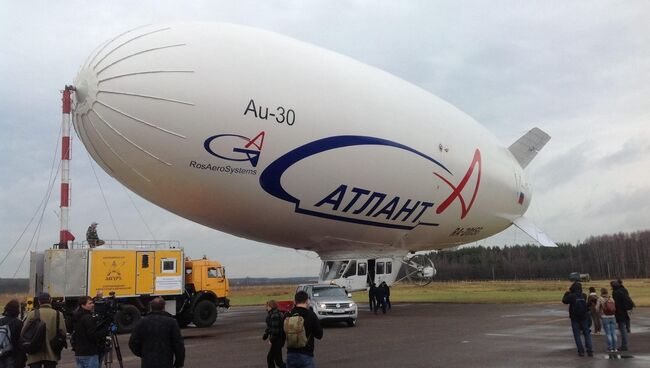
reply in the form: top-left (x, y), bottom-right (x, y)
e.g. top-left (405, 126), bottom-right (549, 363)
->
top-left (57, 303), bottom-right (650, 368)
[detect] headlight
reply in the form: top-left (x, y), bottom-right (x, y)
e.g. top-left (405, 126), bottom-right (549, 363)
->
top-left (320, 304), bottom-right (327, 309)
top-left (349, 302), bottom-right (356, 308)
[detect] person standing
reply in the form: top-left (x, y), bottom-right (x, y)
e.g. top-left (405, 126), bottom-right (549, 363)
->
top-left (72, 297), bottom-right (99, 368)
top-left (611, 280), bottom-right (630, 351)
top-left (617, 279), bottom-right (634, 333)
top-left (263, 300), bottom-right (286, 368)
top-left (373, 284), bottom-right (386, 315)
top-left (596, 288), bottom-right (618, 352)
top-left (85, 223), bottom-right (105, 248)
top-left (379, 282), bottom-right (391, 311)
top-left (562, 282), bottom-right (593, 357)
top-left (285, 291), bottom-right (323, 368)
top-left (587, 287), bottom-right (601, 335)
top-left (368, 283), bottom-right (377, 312)
top-left (128, 298), bottom-right (184, 368)
top-left (21, 293), bottom-right (67, 368)
top-left (0, 299), bottom-right (26, 368)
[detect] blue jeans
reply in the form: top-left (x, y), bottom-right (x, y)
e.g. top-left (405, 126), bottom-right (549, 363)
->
top-left (617, 320), bottom-right (628, 348)
top-left (570, 319), bottom-right (592, 353)
top-left (75, 355), bottom-right (99, 368)
top-left (287, 353), bottom-right (314, 368)
top-left (601, 317), bottom-right (617, 350)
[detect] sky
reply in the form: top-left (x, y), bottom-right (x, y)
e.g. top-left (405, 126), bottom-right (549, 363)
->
top-left (1, 1), bottom-right (649, 278)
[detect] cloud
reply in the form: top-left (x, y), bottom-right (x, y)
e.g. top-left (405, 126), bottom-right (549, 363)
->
top-left (599, 138), bottom-right (650, 168)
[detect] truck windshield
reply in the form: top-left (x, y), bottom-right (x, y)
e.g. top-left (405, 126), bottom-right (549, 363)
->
top-left (312, 287), bottom-right (347, 298)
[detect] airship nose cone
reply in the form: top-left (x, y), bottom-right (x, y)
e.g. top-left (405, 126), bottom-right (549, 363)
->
top-left (74, 67), bottom-right (99, 115)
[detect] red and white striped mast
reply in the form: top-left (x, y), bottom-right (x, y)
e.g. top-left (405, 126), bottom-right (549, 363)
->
top-left (59, 85), bottom-right (76, 249)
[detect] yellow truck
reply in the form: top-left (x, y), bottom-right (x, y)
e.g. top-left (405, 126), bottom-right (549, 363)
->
top-left (29, 241), bottom-right (229, 332)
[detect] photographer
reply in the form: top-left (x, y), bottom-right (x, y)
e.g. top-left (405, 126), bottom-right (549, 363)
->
top-left (72, 296), bottom-right (100, 368)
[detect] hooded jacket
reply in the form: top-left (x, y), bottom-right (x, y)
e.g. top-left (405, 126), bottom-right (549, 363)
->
top-left (612, 284), bottom-right (631, 322)
top-left (562, 282), bottom-right (588, 321)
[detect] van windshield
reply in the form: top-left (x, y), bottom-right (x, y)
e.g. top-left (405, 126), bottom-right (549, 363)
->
top-left (313, 287), bottom-right (347, 298)
top-left (320, 261), bottom-right (349, 280)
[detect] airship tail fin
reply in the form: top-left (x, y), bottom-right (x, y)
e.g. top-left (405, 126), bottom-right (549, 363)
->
top-left (508, 127), bottom-right (551, 168)
top-left (512, 216), bottom-right (557, 247)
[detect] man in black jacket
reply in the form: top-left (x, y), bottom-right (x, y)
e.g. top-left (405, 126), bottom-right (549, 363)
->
top-left (562, 281), bottom-right (593, 357)
top-left (128, 298), bottom-right (184, 368)
top-left (72, 296), bottom-right (100, 368)
top-left (612, 280), bottom-right (631, 351)
top-left (286, 291), bottom-right (323, 368)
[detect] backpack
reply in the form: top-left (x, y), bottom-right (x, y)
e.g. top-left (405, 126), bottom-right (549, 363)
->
top-left (284, 313), bottom-right (308, 349)
top-left (571, 296), bottom-right (588, 320)
top-left (268, 309), bottom-right (284, 339)
top-left (587, 294), bottom-right (598, 309)
top-left (603, 297), bottom-right (616, 316)
top-left (624, 294), bottom-right (635, 311)
top-left (0, 319), bottom-right (12, 357)
top-left (19, 309), bottom-right (47, 354)
top-left (49, 310), bottom-right (67, 355)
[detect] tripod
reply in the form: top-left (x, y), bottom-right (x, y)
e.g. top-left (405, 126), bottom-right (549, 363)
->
top-left (103, 323), bottom-right (124, 368)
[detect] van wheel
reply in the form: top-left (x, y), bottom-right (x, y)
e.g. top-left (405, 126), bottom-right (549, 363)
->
top-left (193, 300), bottom-right (217, 327)
top-left (347, 319), bottom-right (356, 327)
top-left (115, 304), bottom-right (141, 333)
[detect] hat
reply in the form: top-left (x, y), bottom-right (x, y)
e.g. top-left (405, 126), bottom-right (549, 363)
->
top-left (37, 292), bottom-right (52, 303)
top-left (91, 222), bottom-right (98, 226)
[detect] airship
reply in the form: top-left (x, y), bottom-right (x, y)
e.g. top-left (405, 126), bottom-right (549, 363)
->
top-left (72, 22), bottom-right (553, 290)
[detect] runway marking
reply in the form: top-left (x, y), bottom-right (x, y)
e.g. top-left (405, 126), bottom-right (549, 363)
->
top-left (485, 333), bottom-right (513, 337)
top-left (535, 317), bottom-right (566, 324)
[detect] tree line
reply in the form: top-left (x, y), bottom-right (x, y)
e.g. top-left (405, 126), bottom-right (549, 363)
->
top-left (427, 230), bottom-right (650, 281)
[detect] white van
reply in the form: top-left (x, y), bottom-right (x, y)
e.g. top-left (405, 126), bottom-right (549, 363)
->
top-left (295, 284), bottom-right (358, 327)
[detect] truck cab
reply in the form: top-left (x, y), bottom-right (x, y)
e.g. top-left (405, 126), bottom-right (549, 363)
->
top-left (296, 284), bottom-right (357, 327)
top-left (176, 258), bottom-right (230, 328)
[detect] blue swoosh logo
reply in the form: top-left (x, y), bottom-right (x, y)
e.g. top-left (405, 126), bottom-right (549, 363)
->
top-left (259, 135), bottom-right (451, 229)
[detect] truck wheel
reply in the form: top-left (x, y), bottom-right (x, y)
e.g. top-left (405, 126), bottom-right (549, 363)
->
top-left (347, 319), bottom-right (356, 327)
top-left (114, 304), bottom-right (141, 333)
top-left (177, 312), bottom-right (192, 328)
top-left (193, 300), bottom-right (217, 327)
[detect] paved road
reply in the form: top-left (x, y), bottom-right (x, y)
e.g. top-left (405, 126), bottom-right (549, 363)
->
top-left (58, 303), bottom-right (650, 367)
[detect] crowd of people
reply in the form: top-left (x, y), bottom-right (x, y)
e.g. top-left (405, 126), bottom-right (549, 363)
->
top-left (0, 278), bottom-right (641, 367)
top-left (368, 282), bottom-right (391, 315)
top-left (562, 279), bottom-right (635, 356)
top-left (0, 294), bottom-right (184, 368)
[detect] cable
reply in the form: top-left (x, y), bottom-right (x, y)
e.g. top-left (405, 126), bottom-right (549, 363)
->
top-left (0, 126), bottom-right (62, 269)
top-left (13, 161), bottom-right (61, 276)
top-left (86, 150), bottom-right (122, 240)
top-left (0, 194), bottom-right (47, 267)
top-left (123, 187), bottom-right (157, 241)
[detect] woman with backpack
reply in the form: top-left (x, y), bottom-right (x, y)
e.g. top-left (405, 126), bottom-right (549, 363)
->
top-left (263, 300), bottom-right (286, 368)
top-left (0, 299), bottom-right (26, 368)
top-left (596, 288), bottom-right (618, 353)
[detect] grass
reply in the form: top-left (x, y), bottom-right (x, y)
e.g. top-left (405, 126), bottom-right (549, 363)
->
top-left (0, 293), bottom-right (27, 308)
top-left (4, 279), bottom-right (649, 308)
top-left (229, 279), bottom-right (650, 307)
